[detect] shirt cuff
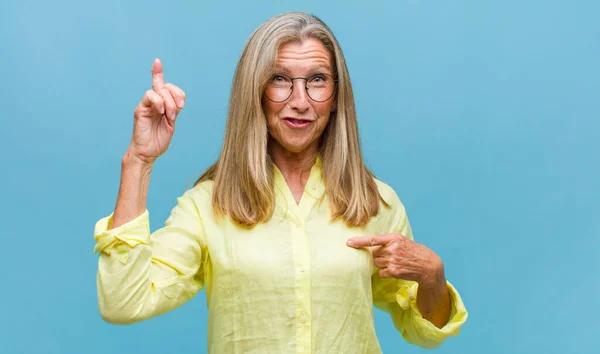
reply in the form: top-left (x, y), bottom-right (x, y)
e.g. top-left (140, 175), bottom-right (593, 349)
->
top-left (93, 210), bottom-right (151, 254)
top-left (397, 280), bottom-right (468, 341)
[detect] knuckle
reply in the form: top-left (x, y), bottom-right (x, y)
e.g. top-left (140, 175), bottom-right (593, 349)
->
top-left (160, 91), bottom-right (173, 105)
top-left (144, 90), bottom-right (155, 102)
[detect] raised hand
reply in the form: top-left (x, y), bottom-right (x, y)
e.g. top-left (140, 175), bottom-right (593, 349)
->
top-left (129, 58), bottom-right (186, 164)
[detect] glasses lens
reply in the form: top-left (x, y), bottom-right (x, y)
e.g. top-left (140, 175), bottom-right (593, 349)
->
top-left (306, 74), bottom-right (336, 102)
top-left (265, 75), bottom-right (292, 102)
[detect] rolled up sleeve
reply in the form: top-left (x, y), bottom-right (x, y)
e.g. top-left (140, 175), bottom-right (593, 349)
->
top-left (93, 188), bottom-right (207, 325)
top-left (94, 210), bottom-right (151, 260)
top-left (373, 277), bottom-right (467, 348)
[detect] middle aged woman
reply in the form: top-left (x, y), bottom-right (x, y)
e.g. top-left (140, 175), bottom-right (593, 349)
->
top-left (93, 11), bottom-right (468, 353)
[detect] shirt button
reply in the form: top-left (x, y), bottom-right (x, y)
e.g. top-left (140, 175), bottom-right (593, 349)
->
top-left (299, 265), bottom-right (306, 273)
top-left (311, 184), bottom-right (318, 190)
top-left (408, 294), bottom-right (415, 300)
top-left (401, 300), bottom-right (409, 308)
top-left (295, 222), bottom-right (302, 228)
top-left (300, 315), bottom-right (308, 323)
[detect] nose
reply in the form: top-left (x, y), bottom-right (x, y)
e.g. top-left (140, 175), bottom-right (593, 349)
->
top-left (287, 80), bottom-right (310, 112)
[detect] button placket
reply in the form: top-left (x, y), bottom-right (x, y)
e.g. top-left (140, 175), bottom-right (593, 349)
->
top-left (290, 215), bottom-right (311, 352)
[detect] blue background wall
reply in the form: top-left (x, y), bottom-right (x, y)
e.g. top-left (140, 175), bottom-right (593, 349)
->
top-left (1, 1), bottom-right (598, 353)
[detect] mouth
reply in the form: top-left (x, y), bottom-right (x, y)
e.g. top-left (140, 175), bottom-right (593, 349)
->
top-left (283, 117), bottom-right (314, 129)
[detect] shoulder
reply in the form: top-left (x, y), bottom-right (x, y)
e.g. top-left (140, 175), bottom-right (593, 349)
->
top-left (179, 180), bottom-right (214, 207)
top-left (189, 179), bottom-right (215, 195)
top-left (373, 178), bottom-right (405, 210)
top-left (373, 178), bottom-right (413, 237)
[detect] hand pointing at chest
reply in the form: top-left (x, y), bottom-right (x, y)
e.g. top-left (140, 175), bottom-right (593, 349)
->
top-left (346, 234), bottom-right (445, 290)
top-left (347, 233), bottom-right (452, 328)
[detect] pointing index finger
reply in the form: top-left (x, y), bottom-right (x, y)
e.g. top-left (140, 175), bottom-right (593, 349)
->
top-left (151, 58), bottom-right (165, 92)
top-left (346, 234), bottom-right (396, 248)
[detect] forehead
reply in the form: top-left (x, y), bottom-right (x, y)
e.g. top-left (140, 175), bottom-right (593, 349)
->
top-left (275, 38), bottom-right (333, 72)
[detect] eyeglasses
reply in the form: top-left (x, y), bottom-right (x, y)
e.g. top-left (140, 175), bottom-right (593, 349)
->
top-left (265, 73), bottom-right (338, 103)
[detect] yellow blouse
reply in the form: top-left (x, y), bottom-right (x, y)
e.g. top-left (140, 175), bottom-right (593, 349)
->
top-left (94, 158), bottom-right (467, 353)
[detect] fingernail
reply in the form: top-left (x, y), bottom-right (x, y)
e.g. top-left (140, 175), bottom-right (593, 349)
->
top-left (346, 240), bottom-right (355, 246)
top-left (179, 100), bottom-right (185, 108)
top-left (160, 106), bottom-right (165, 114)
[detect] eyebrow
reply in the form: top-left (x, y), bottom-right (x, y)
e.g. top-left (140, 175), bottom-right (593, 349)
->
top-left (274, 64), bottom-right (332, 75)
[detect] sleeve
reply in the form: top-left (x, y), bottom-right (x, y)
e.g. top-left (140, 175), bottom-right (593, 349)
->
top-left (371, 189), bottom-right (468, 348)
top-left (93, 188), bottom-right (208, 325)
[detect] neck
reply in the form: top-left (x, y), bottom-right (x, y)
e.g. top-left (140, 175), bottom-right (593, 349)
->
top-left (269, 143), bottom-right (318, 183)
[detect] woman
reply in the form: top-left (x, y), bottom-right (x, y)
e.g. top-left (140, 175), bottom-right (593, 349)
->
top-left (94, 12), bottom-right (467, 353)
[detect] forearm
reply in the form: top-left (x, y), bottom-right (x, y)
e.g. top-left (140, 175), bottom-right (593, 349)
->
top-left (110, 148), bottom-right (153, 229)
top-left (417, 276), bottom-right (452, 328)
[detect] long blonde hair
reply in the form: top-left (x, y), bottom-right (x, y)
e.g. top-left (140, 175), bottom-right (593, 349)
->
top-left (195, 12), bottom-right (388, 227)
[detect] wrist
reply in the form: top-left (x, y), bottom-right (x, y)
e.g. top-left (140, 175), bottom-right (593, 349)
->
top-left (123, 148), bottom-right (155, 170)
top-left (419, 261), bottom-right (447, 292)
top-left (418, 277), bottom-right (447, 295)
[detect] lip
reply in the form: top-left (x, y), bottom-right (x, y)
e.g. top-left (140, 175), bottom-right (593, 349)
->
top-left (283, 117), bottom-right (314, 129)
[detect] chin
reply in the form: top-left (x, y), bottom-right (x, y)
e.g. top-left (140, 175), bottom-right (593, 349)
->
top-left (279, 137), bottom-right (316, 154)
top-left (281, 143), bottom-right (310, 154)
top-left (269, 129), bottom-right (320, 154)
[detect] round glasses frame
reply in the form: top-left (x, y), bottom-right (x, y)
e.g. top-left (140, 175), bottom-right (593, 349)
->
top-left (265, 73), bottom-right (339, 103)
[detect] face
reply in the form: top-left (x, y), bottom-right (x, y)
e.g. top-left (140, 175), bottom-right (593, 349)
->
top-left (263, 38), bottom-right (336, 156)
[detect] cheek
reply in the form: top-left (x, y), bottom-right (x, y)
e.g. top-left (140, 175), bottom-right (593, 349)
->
top-left (317, 116), bottom-right (330, 134)
top-left (262, 99), bottom-right (282, 128)
top-left (316, 105), bottom-right (332, 130)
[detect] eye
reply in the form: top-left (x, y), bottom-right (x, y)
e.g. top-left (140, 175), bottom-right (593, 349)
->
top-left (271, 74), bottom-right (286, 82)
top-left (310, 74), bottom-right (326, 83)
